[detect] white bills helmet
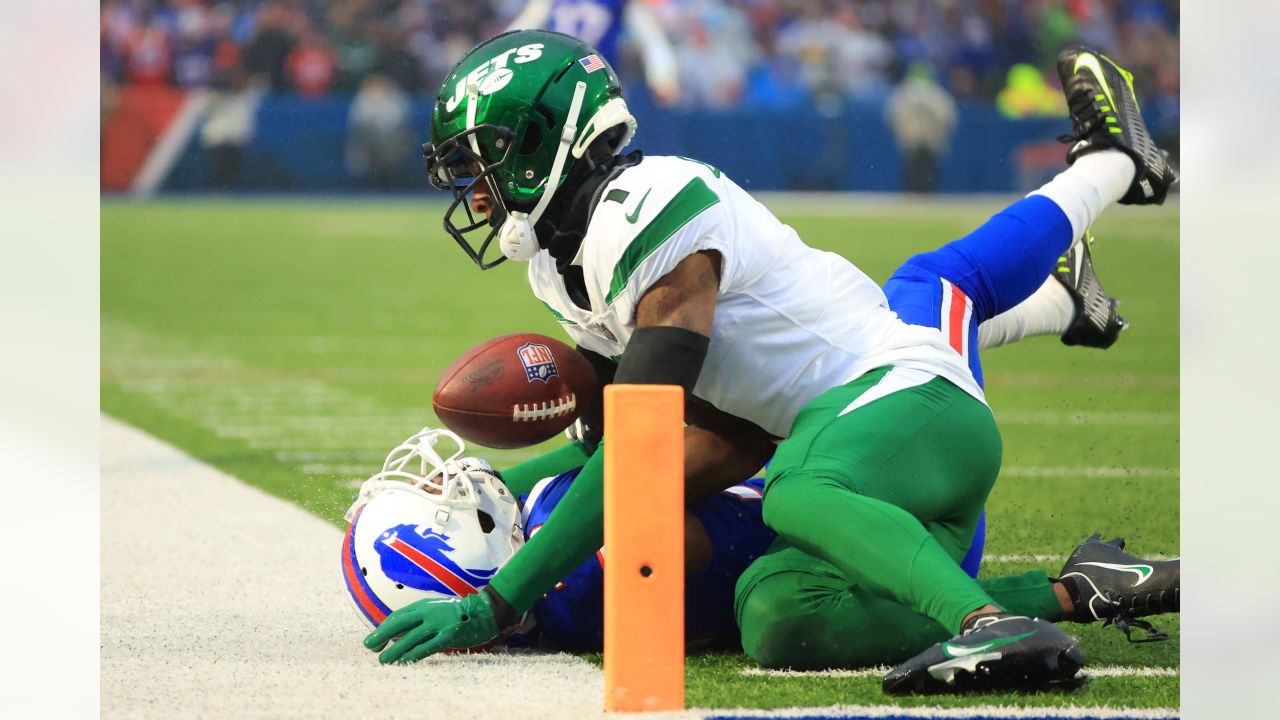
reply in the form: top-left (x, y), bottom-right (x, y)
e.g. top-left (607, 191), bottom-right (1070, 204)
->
top-left (340, 427), bottom-right (524, 628)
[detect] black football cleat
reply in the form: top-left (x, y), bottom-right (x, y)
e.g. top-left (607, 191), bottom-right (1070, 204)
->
top-left (1056, 45), bottom-right (1177, 205)
top-left (1057, 533), bottom-right (1180, 643)
top-left (1055, 230), bottom-right (1128, 349)
top-left (883, 614), bottom-right (1084, 695)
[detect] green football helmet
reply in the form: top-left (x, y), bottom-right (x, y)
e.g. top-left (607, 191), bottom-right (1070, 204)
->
top-left (425, 30), bottom-right (637, 269)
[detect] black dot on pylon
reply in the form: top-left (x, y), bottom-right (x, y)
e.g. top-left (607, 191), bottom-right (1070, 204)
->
top-left (640, 565), bottom-right (653, 578)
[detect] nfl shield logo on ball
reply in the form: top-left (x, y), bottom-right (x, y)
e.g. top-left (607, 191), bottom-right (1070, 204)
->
top-left (517, 342), bottom-right (559, 382)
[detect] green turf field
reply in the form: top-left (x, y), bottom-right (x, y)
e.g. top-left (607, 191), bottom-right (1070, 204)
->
top-left (101, 197), bottom-right (1179, 712)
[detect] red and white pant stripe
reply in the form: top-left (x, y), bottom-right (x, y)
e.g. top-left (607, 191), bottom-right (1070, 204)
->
top-left (939, 279), bottom-right (973, 363)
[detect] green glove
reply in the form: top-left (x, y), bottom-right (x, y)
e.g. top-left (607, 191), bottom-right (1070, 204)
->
top-left (363, 590), bottom-right (501, 664)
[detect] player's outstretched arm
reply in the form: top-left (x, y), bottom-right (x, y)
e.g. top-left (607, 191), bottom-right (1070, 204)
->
top-left (490, 250), bottom-right (720, 612)
top-left (367, 252), bottom-right (722, 663)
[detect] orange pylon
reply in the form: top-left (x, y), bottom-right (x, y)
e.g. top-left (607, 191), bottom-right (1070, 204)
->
top-left (603, 384), bottom-right (685, 712)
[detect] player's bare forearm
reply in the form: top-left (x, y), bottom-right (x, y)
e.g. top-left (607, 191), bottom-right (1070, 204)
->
top-left (490, 252), bottom-right (721, 615)
top-left (684, 509), bottom-right (713, 573)
top-left (684, 423), bottom-right (774, 504)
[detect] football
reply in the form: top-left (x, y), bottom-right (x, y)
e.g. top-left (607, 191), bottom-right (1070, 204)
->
top-left (432, 333), bottom-right (598, 449)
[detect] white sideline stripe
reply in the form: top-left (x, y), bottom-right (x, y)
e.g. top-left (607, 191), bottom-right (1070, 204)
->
top-left (1003, 466), bottom-right (1179, 479)
top-left (704, 704), bottom-right (1179, 718)
top-left (996, 411), bottom-right (1177, 426)
top-left (1087, 666), bottom-right (1180, 678)
top-left (100, 416), bottom-right (610, 719)
top-left (987, 373), bottom-right (1178, 390)
top-left (739, 665), bottom-right (1177, 680)
top-left (984, 553), bottom-right (1177, 564)
top-left (130, 90), bottom-right (209, 198)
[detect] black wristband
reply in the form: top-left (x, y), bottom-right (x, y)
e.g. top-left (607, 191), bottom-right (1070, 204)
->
top-left (613, 326), bottom-right (710, 392)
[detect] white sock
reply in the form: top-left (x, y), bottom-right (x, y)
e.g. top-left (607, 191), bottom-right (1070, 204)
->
top-left (1028, 150), bottom-right (1135, 241)
top-left (977, 277), bottom-right (1076, 350)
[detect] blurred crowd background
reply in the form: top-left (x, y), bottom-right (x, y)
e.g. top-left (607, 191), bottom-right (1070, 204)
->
top-left (100, 0), bottom-right (1180, 194)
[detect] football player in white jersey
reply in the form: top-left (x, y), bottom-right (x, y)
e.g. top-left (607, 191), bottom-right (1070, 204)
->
top-left (364, 30), bottom-right (1178, 692)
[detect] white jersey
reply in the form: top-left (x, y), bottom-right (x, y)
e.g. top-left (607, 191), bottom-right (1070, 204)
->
top-left (528, 156), bottom-right (983, 439)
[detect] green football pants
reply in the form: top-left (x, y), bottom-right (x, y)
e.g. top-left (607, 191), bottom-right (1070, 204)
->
top-left (734, 540), bottom-right (1063, 668)
top-left (737, 366), bottom-right (1061, 668)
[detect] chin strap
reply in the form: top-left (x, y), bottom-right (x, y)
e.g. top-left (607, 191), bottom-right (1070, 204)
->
top-left (499, 80), bottom-right (588, 261)
top-left (464, 82), bottom-right (482, 156)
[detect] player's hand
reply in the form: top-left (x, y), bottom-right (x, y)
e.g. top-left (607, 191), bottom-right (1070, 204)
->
top-left (363, 591), bottom-right (501, 664)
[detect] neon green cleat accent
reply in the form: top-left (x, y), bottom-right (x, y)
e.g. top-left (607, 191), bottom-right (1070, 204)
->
top-left (1056, 45), bottom-right (1176, 205)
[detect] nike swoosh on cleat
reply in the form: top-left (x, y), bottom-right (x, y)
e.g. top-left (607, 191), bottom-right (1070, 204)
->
top-left (943, 641), bottom-right (998, 658)
top-left (942, 630), bottom-right (1037, 658)
top-left (1073, 54), bottom-right (1117, 113)
top-left (1077, 561), bottom-right (1153, 586)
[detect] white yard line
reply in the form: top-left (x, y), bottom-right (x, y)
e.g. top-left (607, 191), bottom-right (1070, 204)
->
top-left (706, 705), bottom-right (1179, 718)
top-left (739, 666), bottom-right (1177, 680)
top-left (984, 553), bottom-right (1177, 564)
top-left (995, 411), bottom-right (1177, 426)
top-left (1001, 466), bottom-right (1179, 479)
top-left (1086, 667), bottom-right (1180, 678)
top-left (984, 373), bottom-right (1179, 390)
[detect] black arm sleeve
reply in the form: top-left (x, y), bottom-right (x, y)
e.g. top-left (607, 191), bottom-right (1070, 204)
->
top-left (612, 326), bottom-right (711, 391)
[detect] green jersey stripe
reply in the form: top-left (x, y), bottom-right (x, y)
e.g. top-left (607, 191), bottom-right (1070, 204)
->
top-left (606, 177), bottom-right (720, 304)
top-left (541, 300), bottom-right (576, 325)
